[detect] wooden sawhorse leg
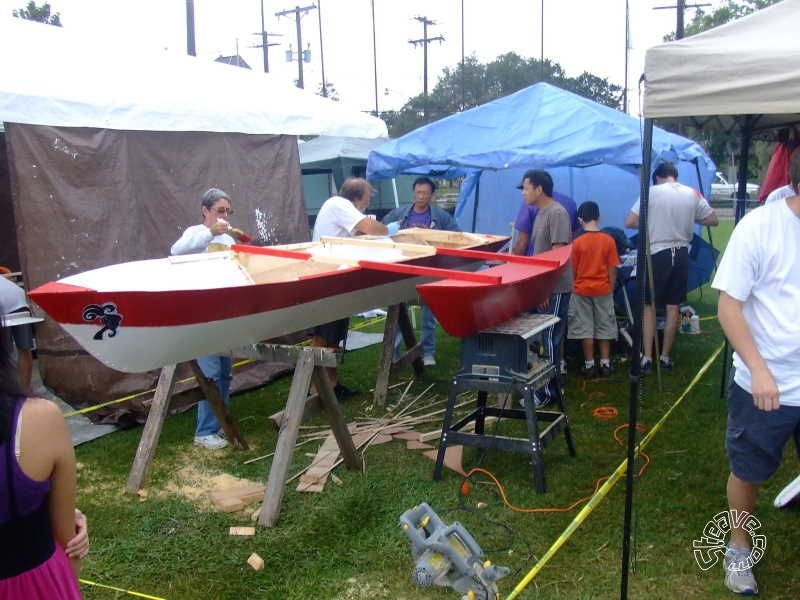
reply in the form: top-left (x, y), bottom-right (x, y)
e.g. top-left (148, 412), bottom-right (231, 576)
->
top-left (125, 359), bottom-right (248, 494)
top-left (257, 346), bottom-right (362, 527)
top-left (374, 302), bottom-right (424, 406)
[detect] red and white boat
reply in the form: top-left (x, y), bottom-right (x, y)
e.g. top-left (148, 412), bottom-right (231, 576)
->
top-left (28, 230), bottom-right (507, 373)
top-left (416, 245), bottom-right (572, 338)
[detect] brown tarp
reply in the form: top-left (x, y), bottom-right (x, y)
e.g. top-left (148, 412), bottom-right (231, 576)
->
top-left (5, 124), bottom-right (310, 421)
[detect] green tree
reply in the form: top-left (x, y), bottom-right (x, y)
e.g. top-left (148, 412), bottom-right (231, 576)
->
top-left (383, 52), bottom-right (621, 137)
top-left (316, 82), bottom-right (339, 102)
top-left (12, 1), bottom-right (61, 26)
top-left (663, 0), bottom-right (779, 41)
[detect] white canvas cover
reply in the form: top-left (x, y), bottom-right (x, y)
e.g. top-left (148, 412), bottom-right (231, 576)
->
top-left (0, 16), bottom-right (387, 138)
top-left (643, 0), bottom-right (800, 128)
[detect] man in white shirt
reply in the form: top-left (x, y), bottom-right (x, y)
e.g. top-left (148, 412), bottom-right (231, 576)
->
top-left (312, 178), bottom-right (399, 398)
top-left (711, 150), bottom-right (800, 596)
top-left (624, 162), bottom-right (718, 371)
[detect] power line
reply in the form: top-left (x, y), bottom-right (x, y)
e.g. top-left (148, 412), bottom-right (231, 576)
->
top-left (408, 15), bottom-right (444, 122)
top-left (275, 3), bottom-right (317, 89)
top-left (653, 0), bottom-right (711, 39)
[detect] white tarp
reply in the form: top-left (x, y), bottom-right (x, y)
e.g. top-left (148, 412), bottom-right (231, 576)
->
top-left (0, 16), bottom-right (387, 138)
top-left (643, 0), bottom-right (800, 128)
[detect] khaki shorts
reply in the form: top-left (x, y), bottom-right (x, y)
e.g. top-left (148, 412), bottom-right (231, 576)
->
top-left (567, 293), bottom-right (617, 340)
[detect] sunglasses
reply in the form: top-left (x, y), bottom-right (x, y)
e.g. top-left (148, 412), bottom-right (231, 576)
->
top-left (211, 206), bottom-right (234, 216)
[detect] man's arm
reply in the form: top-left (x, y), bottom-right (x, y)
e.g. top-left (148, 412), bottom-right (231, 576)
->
top-left (512, 231), bottom-right (530, 255)
top-left (697, 210), bottom-right (719, 226)
top-left (717, 292), bottom-right (779, 411)
top-left (623, 211), bottom-right (639, 229)
top-left (354, 216), bottom-right (390, 236)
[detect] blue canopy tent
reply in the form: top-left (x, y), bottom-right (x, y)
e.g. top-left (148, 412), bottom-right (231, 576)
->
top-left (367, 83), bottom-right (718, 292)
top-left (367, 83), bottom-right (715, 235)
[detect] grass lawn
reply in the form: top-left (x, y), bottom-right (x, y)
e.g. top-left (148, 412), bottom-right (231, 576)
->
top-left (73, 218), bottom-right (800, 599)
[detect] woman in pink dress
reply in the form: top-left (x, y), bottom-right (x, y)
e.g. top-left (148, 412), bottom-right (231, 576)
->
top-left (1, 321), bottom-right (87, 599)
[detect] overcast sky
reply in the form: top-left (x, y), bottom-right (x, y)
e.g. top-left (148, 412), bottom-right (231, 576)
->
top-left (1, 0), bottom-right (726, 115)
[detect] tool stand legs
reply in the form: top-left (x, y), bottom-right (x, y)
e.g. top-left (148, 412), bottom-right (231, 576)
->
top-left (433, 370), bottom-right (574, 493)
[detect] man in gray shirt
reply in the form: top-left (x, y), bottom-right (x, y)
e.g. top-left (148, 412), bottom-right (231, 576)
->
top-left (518, 170), bottom-right (573, 405)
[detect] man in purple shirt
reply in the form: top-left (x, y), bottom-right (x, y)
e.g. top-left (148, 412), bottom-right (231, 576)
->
top-left (512, 191), bottom-right (579, 256)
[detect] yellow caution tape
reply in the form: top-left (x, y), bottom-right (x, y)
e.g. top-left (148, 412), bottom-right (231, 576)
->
top-left (505, 342), bottom-right (725, 600)
top-left (80, 578), bottom-right (166, 599)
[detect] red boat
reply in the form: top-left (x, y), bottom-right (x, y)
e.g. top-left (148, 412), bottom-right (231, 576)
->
top-left (415, 245), bottom-right (572, 338)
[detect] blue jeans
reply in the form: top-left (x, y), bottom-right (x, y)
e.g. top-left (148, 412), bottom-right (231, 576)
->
top-left (195, 354), bottom-right (233, 436)
top-left (394, 303), bottom-right (437, 358)
top-left (535, 292), bottom-right (570, 404)
top-left (421, 303), bottom-right (436, 357)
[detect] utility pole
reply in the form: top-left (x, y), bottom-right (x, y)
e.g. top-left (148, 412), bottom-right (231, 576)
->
top-left (317, 0), bottom-right (327, 97)
top-left (186, 0), bottom-right (196, 56)
top-left (371, 0), bottom-right (379, 115)
top-left (654, 1), bottom-right (711, 40)
top-left (623, 0), bottom-right (629, 113)
top-left (253, 1), bottom-right (283, 73)
top-left (275, 4), bottom-right (317, 89)
top-left (408, 16), bottom-right (444, 122)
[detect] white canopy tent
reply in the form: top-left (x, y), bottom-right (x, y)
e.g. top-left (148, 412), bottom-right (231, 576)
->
top-left (607, 3), bottom-right (800, 596)
top-left (0, 16), bottom-right (386, 137)
top-left (0, 16), bottom-right (386, 410)
top-left (644, 0), bottom-right (800, 134)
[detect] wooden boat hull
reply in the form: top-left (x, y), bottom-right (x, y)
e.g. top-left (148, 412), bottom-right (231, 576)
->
top-left (29, 232), bottom-right (507, 373)
top-left (416, 245), bottom-right (572, 338)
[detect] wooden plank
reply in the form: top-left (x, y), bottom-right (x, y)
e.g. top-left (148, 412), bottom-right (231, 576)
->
top-left (423, 445), bottom-right (466, 477)
top-left (358, 260), bottom-right (502, 283)
top-left (259, 349), bottom-right (316, 527)
top-left (125, 364), bottom-right (177, 494)
top-left (238, 343), bottom-right (340, 368)
top-left (436, 246), bottom-right (560, 267)
top-left (229, 526), bottom-right (256, 536)
top-left (312, 365), bottom-right (362, 471)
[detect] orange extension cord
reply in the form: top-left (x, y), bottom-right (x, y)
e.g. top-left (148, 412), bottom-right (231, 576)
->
top-left (459, 423), bottom-right (651, 515)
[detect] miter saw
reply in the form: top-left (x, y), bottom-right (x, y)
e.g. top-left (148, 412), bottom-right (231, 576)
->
top-left (399, 502), bottom-right (510, 600)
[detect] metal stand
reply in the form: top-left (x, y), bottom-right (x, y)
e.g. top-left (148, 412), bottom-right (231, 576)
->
top-left (433, 314), bottom-right (575, 493)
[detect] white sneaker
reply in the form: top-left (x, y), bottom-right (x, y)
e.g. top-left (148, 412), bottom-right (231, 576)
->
top-left (423, 355), bottom-right (436, 366)
top-left (724, 546), bottom-right (758, 595)
top-left (193, 434), bottom-right (228, 450)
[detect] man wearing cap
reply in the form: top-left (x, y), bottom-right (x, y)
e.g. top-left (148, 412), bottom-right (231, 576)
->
top-left (312, 177), bottom-right (400, 398)
top-left (519, 169), bottom-right (573, 406)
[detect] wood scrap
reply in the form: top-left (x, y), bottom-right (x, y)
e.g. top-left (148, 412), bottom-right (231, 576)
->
top-left (208, 482), bottom-right (264, 512)
top-left (247, 552), bottom-right (265, 571)
top-left (422, 445), bottom-right (466, 477)
top-left (406, 440), bottom-right (434, 450)
top-left (229, 526), bottom-right (256, 536)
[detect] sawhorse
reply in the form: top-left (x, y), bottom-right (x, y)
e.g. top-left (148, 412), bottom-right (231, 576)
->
top-left (125, 359), bottom-right (249, 495)
top-left (374, 302), bottom-right (424, 406)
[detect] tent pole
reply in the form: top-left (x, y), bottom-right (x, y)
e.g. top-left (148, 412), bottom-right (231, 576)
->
top-left (470, 172), bottom-right (481, 233)
top-left (620, 117), bottom-right (654, 600)
top-left (735, 117), bottom-right (753, 223)
top-left (391, 178), bottom-right (399, 208)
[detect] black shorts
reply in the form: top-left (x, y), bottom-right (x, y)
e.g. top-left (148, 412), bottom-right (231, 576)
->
top-left (644, 246), bottom-right (689, 307)
top-left (312, 318), bottom-right (350, 348)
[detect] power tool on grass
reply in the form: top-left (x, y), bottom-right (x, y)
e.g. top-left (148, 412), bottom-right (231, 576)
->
top-left (399, 502), bottom-right (510, 600)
